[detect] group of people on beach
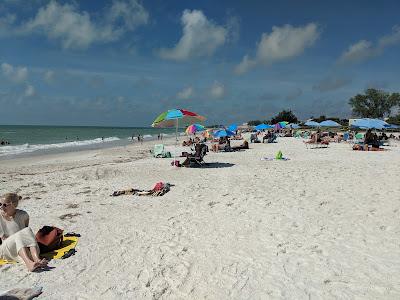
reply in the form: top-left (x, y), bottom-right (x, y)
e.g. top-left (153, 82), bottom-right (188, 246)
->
top-left (0, 140), bottom-right (10, 145)
top-left (0, 193), bottom-right (48, 272)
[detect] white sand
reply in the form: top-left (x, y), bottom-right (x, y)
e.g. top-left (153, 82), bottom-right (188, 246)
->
top-left (1, 137), bottom-right (400, 299)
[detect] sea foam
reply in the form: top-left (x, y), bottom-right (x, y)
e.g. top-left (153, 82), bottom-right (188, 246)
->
top-left (0, 137), bottom-right (120, 157)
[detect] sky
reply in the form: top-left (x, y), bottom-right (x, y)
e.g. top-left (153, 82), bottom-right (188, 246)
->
top-left (0, 0), bottom-right (400, 126)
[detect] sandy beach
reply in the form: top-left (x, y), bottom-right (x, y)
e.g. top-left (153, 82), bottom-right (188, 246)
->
top-left (1, 136), bottom-right (400, 299)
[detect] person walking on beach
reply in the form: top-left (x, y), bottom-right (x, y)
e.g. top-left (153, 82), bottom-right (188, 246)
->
top-left (157, 133), bottom-right (160, 140)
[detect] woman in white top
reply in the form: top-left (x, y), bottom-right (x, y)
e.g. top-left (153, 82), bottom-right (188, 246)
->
top-left (0, 193), bottom-right (48, 271)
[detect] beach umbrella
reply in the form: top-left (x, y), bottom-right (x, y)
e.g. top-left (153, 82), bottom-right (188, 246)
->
top-left (152, 109), bottom-right (206, 164)
top-left (185, 124), bottom-right (205, 135)
top-left (278, 121), bottom-right (289, 128)
top-left (227, 124), bottom-right (238, 132)
top-left (213, 129), bottom-right (235, 138)
top-left (350, 118), bottom-right (389, 130)
top-left (319, 120), bottom-right (341, 127)
top-left (304, 120), bottom-right (320, 127)
top-left (255, 123), bottom-right (272, 131)
top-left (274, 123), bottom-right (282, 130)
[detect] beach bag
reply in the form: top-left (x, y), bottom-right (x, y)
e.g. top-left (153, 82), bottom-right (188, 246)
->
top-left (171, 160), bottom-right (181, 167)
top-left (275, 150), bottom-right (283, 160)
top-left (35, 226), bottom-right (63, 253)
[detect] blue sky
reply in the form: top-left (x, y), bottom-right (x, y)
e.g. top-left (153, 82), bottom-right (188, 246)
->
top-left (0, 0), bottom-right (399, 126)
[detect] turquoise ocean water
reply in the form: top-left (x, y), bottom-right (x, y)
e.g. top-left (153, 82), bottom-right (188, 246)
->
top-left (0, 125), bottom-right (176, 159)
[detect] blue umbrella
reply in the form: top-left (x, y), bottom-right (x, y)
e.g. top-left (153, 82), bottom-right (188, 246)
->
top-left (255, 123), bottom-right (273, 130)
top-left (227, 124), bottom-right (238, 131)
top-left (351, 118), bottom-right (389, 130)
top-left (287, 123), bottom-right (300, 129)
top-left (319, 120), bottom-right (341, 127)
top-left (213, 129), bottom-right (235, 138)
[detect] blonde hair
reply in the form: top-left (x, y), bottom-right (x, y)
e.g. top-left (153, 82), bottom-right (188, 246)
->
top-left (2, 193), bottom-right (21, 207)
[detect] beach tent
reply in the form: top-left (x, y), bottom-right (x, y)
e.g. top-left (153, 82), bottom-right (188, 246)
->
top-left (319, 120), bottom-right (341, 127)
top-left (304, 121), bottom-right (320, 127)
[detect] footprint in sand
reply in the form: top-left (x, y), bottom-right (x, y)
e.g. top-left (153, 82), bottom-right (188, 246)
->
top-left (66, 203), bottom-right (79, 209)
top-left (59, 213), bottom-right (82, 220)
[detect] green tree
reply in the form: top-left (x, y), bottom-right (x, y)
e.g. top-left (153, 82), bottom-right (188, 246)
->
top-left (270, 110), bottom-right (298, 124)
top-left (349, 89), bottom-right (400, 118)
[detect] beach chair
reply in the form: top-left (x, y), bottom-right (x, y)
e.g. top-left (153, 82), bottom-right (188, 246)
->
top-left (152, 144), bottom-right (171, 158)
top-left (267, 134), bottom-right (277, 143)
top-left (294, 131), bottom-right (302, 138)
top-left (250, 133), bottom-right (260, 143)
top-left (182, 144), bottom-right (207, 167)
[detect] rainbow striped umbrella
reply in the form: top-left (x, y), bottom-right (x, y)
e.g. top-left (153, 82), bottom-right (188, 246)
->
top-left (152, 109), bottom-right (205, 128)
top-left (151, 109), bottom-right (206, 165)
top-left (185, 124), bottom-right (205, 135)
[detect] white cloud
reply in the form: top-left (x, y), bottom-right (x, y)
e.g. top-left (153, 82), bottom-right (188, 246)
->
top-left (177, 86), bottom-right (194, 100)
top-left (210, 81), bottom-right (225, 99)
top-left (43, 70), bottom-right (55, 83)
top-left (338, 40), bottom-right (375, 63)
top-left (235, 23), bottom-right (320, 74)
top-left (339, 25), bottom-right (400, 64)
top-left (1, 62), bottom-right (28, 82)
top-left (24, 84), bottom-right (35, 97)
top-left (158, 10), bottom-right (228, 61)
top-left (19, 0), bottom-right (148, 49)
top-left (107, 0), bottom-right (149, 30)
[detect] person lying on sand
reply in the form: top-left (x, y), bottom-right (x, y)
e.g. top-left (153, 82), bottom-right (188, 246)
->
top-left (352, 144), bottom-right (385, 151)
top-left (231, 140), bottom-right (249, 150)
top-left (0, 193), bottom-right (48, 271)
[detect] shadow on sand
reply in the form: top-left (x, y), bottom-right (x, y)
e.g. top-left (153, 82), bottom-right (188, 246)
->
top-left (203, 162), bottom-right (235, 168)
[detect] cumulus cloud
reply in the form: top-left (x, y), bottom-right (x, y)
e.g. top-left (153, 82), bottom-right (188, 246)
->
top-left (235, 23), bottom-right (320, 74)
top-left (339, 25), bottom-right (400, 64)
top-left (210, 81), bottom-right (225, 99)
top-left (24, 84), bottom-right (35, 97)
top-left (18, 0), bottom-right (148, 49)
top-left (158, 10), bottom-right (228, 61)
top-left (313, 77), bottom-right (352, 92)
top-left (1, 62), bottom-right (28, 82)
top-left (177, 86), bottom-right (194, 100)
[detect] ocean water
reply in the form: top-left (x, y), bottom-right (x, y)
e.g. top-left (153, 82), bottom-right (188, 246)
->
top-left (0, 125), bottom-right (177, 159)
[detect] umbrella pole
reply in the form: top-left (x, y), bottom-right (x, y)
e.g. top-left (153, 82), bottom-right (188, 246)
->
top-left (174, 119), bottom-right (178, 166)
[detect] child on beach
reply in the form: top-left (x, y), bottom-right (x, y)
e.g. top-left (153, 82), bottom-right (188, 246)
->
top-left (0, 193), bottom-right (48, 271)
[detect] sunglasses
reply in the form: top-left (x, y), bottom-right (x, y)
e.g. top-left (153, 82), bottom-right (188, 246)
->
top-left (0, 203), bottom-right (12, 208)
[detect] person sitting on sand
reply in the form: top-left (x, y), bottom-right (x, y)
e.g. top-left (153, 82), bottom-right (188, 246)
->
top-left (211, 137), bottom-right (228, 152)
top-left (0, 193), bottom-right (48, 271)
